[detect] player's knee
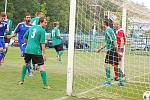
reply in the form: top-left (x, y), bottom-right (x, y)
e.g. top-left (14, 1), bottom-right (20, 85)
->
top-left (39, 64), bottom-right (45, 71)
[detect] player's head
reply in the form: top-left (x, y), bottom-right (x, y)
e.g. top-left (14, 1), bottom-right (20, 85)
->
top-left (103, 19), bottom-right (109, 29)
top-left (53, 21), bottom-right (59, 27)
top-left (39, 17), bottom-right (47, 27)
top-left (36, 11), bottom-right (43, 18)
top-left (24, 13), bottom-right (31, 24)
top-left (113, 20), bottom-right (120, 30)
top-left (0, 12), bottom-right (7, 21)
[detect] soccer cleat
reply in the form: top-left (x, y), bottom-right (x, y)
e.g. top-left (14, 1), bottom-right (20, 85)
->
top-left (103, 82), bottom-right (112, 87)
top-left (114, 77), bottom-right (119, 81)
top-left (18, 81), bottom-right (24, 85)
top-left (43, 85), bottom-right (51, 90)
top-left (118, 82), bottom-right (124, 87)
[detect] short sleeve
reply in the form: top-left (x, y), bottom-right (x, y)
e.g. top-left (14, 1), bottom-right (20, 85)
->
top-left (14, 24), bottom-right (20, 34)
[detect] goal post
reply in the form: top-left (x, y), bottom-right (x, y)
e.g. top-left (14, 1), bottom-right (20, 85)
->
top-left (66, 0), bottom-right (77, 96)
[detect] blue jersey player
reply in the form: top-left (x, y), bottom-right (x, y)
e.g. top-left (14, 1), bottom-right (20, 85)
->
top-left (11, 13), bottom-right (32, 76)
top-left (0, 12), bottom-right (8, 64)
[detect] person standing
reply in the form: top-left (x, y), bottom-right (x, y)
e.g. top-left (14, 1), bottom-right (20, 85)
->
top-left (96, 20), bottom-right (124, 86)
top-left (11, 13), bottom-right (32, 76)
top-left (51, 21), bottom-right (63, 63)
top-left (0, 12), bottom-right (8, 64)
top-left (18, 17), bottom-right (50, 89)
top-left (113, 20), bottom-right (126, 81)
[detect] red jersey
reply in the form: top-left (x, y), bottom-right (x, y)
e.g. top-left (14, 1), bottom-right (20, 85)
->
top-left (115, 28), bottom-right (126, 47)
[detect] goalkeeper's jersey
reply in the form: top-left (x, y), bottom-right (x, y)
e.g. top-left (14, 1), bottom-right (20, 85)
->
top-left (24, 25), bottom-right (46, 55)
top-left (51, 27), bottom-right (61, 46)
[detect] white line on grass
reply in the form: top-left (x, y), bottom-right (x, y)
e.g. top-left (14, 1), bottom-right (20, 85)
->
top-left (56, 72), bottom-right (150, 100)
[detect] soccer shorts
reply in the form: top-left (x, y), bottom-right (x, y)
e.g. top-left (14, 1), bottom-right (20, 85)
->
top-left (105, 49), bottom-right (119, 65)
top-left (24, 54), bottom-right (44, 65)
top-left (54, 44), bottom-right (63, 52)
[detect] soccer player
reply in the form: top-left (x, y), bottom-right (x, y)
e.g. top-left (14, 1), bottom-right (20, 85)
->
top-left (18, 17), bottom-right (50, 89)
top-left (30, 11), bottom-right (43, 25)
top-left (3, 14), bottom-right (13, 60)
top-left (10, 13), bottom-right (32, 76)
top-left (96, 20), bottom-right (124, 86)
top-left (0, 12), bottom-right (8, 64)
top-left (113, 20), bottom-right (126, 81)
top-left (51, 21), bottom-right (63, 63)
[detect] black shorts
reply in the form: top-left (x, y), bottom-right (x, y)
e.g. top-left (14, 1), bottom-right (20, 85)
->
top-left (24, 53), bottom-right (44, 65)
top-left (54, 44), bottom-right (63, 52)
top-left (4, 37), bottom-right (10, 43)
top-left (105, 49), bottom-right (119, 65)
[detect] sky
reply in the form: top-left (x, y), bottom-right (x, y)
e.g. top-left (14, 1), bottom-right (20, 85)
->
top-left (131, 0), bottom-right (150, 9)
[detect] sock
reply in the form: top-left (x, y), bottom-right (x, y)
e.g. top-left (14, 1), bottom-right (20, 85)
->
top-left (21, 65), bottom-right (27, 81)
top-left (58, 51), bottom-right (63, 61)
top-left (117, 66), bottom-right (123, 82)
top-left (114, 65), bottom-right (118, 78)
top-left (0, 52), bottom-right (4, 61)
top-left (40, 70), bottom-right (48, 86)
top-left (3, 48), bottom-right (8, 58)
top-left (27, 65), bottom-right (31, 75)
top-left (105, 66), bottom-right (111, 83)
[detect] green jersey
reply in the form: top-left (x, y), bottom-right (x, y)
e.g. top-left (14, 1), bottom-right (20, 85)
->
top-left (103, 27), bottom-right (116, 51)
top-left (30, 17), bottom-right (39, 25)
top-left (51, 27), bottom-right (61, 46)
top-left (24, 25), bottom-right (46, 55)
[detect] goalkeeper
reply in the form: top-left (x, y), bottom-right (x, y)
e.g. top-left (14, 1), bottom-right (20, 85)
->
top-left (96, 20), bottom-right (124, 86)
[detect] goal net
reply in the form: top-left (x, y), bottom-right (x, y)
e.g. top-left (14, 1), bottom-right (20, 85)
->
top-left (67, 0), bottom-right (150, 99)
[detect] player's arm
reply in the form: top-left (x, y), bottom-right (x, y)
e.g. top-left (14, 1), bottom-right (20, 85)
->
top-left (108, 29), bottom-right (118, 52)
top-left (10, 24), bottom-right (20, 38)
top-left (24, 30), bottom-right (29, 44)
top-left (40, 30), bottom-right (46, 61)
top-left (96, 45), bottom-right (106, 53)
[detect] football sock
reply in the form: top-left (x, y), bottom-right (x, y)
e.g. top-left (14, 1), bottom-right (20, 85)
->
top-left (105, 66), bottom-right (111, 82)
top-left (0, 52), bottom-right (4, 61)
top-left (40, 70), bottom-right (48, 86)
top-left (21, 65), bottom-right (27, 81)
top-left (58, 51), bottom-right (63, 61)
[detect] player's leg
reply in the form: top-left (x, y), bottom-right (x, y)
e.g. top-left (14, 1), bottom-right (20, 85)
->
top-left (114, 51), bottom-right (124, 86)
top-left (0, 40), bottom-right (6, 64)
top-left (19, 53), bottom-right (31, 84)
top-left (32, 55), bottom-right (50, 89)
top-left (104, 50), bottom-right (112, 86)
top-left (57, 44), bottom-right (63, 63)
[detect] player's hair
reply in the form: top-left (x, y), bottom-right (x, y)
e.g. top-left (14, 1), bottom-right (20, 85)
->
top-left (38, 17), bottom-right (46, 24)
top-left (53, 21), bottom-right (59, 27)
top-left (0, 12), bottom-right (6, 17)
top-left (24, 12), bottom-right (30, 17)
top-left (103, 19), bottom-right (109, 26)
top-left (36, 11), bottom-right (43, 16)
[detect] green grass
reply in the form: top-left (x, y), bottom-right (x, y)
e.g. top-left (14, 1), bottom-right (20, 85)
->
top-left (0, 47), bottom-right (150, 100)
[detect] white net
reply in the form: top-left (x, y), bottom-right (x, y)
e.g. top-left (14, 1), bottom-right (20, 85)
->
top-left (72, 0), bottom-right (150, 99)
